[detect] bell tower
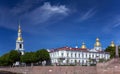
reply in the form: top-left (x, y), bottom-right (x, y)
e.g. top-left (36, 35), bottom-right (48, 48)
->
top-left (16, 24), bottom-right (24, 55)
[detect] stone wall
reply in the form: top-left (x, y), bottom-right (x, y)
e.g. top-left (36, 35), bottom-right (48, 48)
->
top-left (0, 58), bottom-right (120, 74)
top-left (96, 58), bottom-right (120, 74)
top-left (0, 66), bottom-right (96, 74)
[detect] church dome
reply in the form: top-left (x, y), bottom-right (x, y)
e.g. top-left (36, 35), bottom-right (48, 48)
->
top-left (17, 37), bottom-right (23, 41)
top-left (110, 41), bottom-right (115, 47)
top-left (94, 38), bottom-right (101, 47)
top-left (81, 42), bottom-right (86, 49)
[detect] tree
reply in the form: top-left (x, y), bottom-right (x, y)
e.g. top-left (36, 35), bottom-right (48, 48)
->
top-left (105, 46), bottom-right (120, 58)
top-left (9, 50), bottom-right (21, 64)
top-left (0, 49), bottom-right (51, 66)
top-left (118, 45), bottom-right (120, 57)
top-left (105, 46), bottom-right (115, 58)
top-left (36, 49), bottom-right (50, 62)
top-left (0, 50), bottom-right (20, 66)
top-left (0, 53), bottom-right (10, 66)
top-left (20, 52), bottom-right (37, 64)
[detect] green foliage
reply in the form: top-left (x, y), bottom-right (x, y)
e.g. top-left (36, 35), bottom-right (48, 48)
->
top-left (9, 50), bottom-right (21, 63)
top-left (0, 53), bottom-right (10, 66)
top-left (0, 49), bottom-right (50, 66)
top-left (36, 49), bottom-right (50, 62)
top-left (105, 46), bottom-right (115, 58)
top-left (99, 58), bottom-right (106, 63)
top-left (20, 49), bottom-right (50, 65)
top-left (88, 58), bottom-right (92, 62)
top-left (20, 52), bottom-right (37, 63)
top-left (105, 46), bottom-right (120, 58)
top-left (0, 50), bottom-right (20, 66)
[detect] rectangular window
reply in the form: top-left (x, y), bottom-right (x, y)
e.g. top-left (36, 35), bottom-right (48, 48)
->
top-left (86, 54), bottom-right (87, 58)
top-left (79, 60), bottom-right (80, 63)
top-left (71, 53), bottom-right (72, 57)
top-left (75, 53), bottom-right (76, 58)
top-left (61, 53), bottom-right (64, 57)
top-left (67, 53), bottom-right (69, 57)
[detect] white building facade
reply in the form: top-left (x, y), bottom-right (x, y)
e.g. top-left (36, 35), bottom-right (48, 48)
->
top-left (49, 38), bottom-right (110, 65)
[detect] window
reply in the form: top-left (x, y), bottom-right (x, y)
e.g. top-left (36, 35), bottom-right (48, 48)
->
top-left (82, 53), bottom-right (84, 58)
top-left (71, 53), bottom-right (72, 57)
top-left (86, 54), bottom-right (87, 58)
top-left (71, 60), bottom-right (73, 63)
top-left (79, 60), bottom-right (80, 63)
top-left (61, 53), bottom-right (64, 57)
top-left (92, 54), bottom-right (94, 58)
top-left (67, 53), bottom-right (69, 57)
top-left (89, 55), bottom-right (91, 58)
top-left (75, 53), bottom-right (76, 58)
top-left (82, 60), bottom-right (84, 64)
top-left (79, 54), bottom-right (80, 58)
top-left (20, 44), bottom-right (22, 48)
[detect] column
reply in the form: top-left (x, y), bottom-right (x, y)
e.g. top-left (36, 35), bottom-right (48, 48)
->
top-left (115, 45), bottom-right (119, 58)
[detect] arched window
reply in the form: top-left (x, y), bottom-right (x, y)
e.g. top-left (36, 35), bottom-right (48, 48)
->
top-left (20, 44), bottom-right (22, 48)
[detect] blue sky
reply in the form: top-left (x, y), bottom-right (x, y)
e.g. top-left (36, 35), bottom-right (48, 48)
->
top-left (0, 0), bottom-right (120, 55)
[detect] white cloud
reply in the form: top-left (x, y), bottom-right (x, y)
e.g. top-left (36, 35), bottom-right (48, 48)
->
top-left (79, 8), bottom-right (96, 22)
top-left (102, 15), bottom-right (120, 34)
top-left (113, 22), bottom-right (120, 28)
top-left (41, 2), bottom-right (69, 15)
top-left (103, 16), bottom-right (120, 30)
top-left (112, 17), bottom-right (120, 28)
top-left (22, 2), bottom-right (70, 25)
top-left (0, 1), bottom-right (70, 34)
top-left (10, 0), bottom-right (44, 15)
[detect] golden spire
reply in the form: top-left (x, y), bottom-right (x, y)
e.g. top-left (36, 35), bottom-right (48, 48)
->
top-left (81, 42), bottom-right (86, 49)
top-left (94, 37), bottom-right (101, 47)
top-left (18, 24), bottom-right (21, 33)
top-left (110, 41), bottom-right (115, 47)
top-left (17, 24), bottom-right (23, 41)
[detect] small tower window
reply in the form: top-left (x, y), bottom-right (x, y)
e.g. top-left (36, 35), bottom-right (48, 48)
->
top-left (20, 44), bottom-right (22, 48)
